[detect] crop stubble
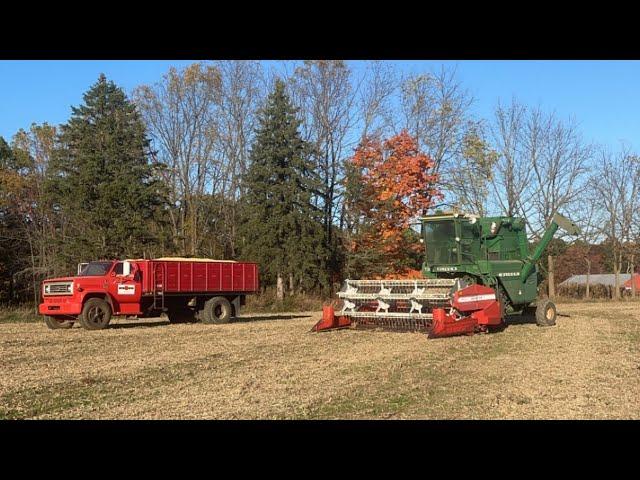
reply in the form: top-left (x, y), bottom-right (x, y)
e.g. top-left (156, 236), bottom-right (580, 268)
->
top-left (0, 303), bottom-right (638, 419)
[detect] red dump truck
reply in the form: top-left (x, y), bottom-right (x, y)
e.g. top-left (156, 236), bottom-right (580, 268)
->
top-left (39, 257), bottom-right (260, 330)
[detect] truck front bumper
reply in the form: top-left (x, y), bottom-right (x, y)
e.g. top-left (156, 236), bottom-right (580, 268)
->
top-left (39, 297), bottom-right (83, 316)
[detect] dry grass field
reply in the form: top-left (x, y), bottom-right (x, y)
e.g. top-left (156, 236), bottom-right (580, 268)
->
top-left (1, 302), bottom-right (639, 419)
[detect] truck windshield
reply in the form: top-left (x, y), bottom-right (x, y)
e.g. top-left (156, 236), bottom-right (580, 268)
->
top-left (424, 220), bottom-right (457, 264)
top-left (78, 261), bottom-right (113, 276)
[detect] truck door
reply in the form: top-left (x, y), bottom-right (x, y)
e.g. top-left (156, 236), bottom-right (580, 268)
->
top-left (107, 261), bottom-right (142, 314)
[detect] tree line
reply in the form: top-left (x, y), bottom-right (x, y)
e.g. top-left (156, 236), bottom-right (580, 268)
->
top-left (1, 60), bottom-right (638, 305)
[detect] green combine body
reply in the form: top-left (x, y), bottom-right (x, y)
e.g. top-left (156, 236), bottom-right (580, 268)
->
top-left (420, 211), bottom-right (580, 314)
top-left (315, 210), bottom-right (580, 335)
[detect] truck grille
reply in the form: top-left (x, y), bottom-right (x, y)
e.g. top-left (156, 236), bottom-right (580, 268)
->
top-left (44, 282), bottom-right (73, 296)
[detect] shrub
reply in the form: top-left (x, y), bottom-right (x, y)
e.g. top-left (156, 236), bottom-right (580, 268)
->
top-left (243, 288), bottom-right (327, 313)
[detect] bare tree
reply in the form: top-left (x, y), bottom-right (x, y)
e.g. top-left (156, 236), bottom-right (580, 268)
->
top-left (488, 99), bottom-right (532, 217)
top-left (574, 189), bottom-right (604, 299)
top-left (447, 120), bottom-right (498, 215)
top-left (289, 60), bottom-right (356, 245)
top-left (524, 109), bottom-right (592, 237)
top-left (357, 61), bottom-right (398, 140)
top-left (616, 152), bottom-right (640, 297)
top-left (400, 65), bottom-right (473, 180)
top-left (134, 63), bottom-right (222, 256)
top-left (209, 60), bottom-right (265, 257)
top-left (589, 147), bottom-right (640, 299)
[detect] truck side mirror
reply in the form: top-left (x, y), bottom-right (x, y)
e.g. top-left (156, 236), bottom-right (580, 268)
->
top-left (123, 261), bottom-right (131, 276)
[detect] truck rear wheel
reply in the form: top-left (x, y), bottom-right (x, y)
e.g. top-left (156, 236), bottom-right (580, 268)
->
top-left (535, 299), bottom-right (556, 327)
top-left (201, 297), bottom-right (232, 324)
top-left (44, 315), bottom-right (74, 330)
top-left (79, 298), bottom-right (112, 330)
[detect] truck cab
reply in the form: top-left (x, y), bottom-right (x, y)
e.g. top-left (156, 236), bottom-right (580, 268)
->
top-left (40, 260), bottom-right (143, 329)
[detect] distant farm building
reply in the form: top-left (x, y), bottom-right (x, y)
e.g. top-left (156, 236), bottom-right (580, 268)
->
top-left (622, 273), bottom-right (640, 292)
top-left (558, 273), bottom-right (639, 298)
top-left (559, 274), bottom-right (631, 287)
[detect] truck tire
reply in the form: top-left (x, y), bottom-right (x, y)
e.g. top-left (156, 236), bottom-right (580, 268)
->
top-left (44, 315), bottom-right (74, 329)
top-left (79, 298), bottom-right (112, 330)
top-left (201, 297), bottom-right (232, 324)
top-left (535, 299), bottom-right (556, 327)
top-left (167, 308), bottom-right (195, 324)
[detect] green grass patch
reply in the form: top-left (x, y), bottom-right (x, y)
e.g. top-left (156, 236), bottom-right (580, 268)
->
top-left (0, 354), bottom-right (224, 419)
top-left (0, 306), bottom-right (40, 324)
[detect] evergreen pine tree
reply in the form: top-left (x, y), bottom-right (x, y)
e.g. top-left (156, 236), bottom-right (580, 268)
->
top-left (239, 79), bottom-right (329, 297)
top-left (47, 74), bottom-right (167, 264)
top-left (0, 137), bottom-right (13, 168)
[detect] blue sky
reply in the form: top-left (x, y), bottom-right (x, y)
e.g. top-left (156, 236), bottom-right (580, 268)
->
top-left (1, 60), bottom-right (639, 151)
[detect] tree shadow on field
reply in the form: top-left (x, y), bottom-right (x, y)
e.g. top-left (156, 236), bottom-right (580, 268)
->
top-left (505, 312), bottom-right (570, 327)
top-left (105, 314), bottom-right (313, 329)
top-left (234, 314), bottom-right (313, 323)
top-left (107, 318), bottom-right (170, 329)
top-left (505, 314), bottom-right (537, 326)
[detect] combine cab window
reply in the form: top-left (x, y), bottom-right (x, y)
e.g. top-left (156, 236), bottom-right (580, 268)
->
top-left (424, 220), bottom-right (457, 264)
top-left (78, 261), bottom-right (113, 276)
top-left (460, 222), bottom-right (479, 263)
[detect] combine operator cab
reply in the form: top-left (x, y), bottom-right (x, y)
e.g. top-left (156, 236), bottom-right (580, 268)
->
top-left (422, 213), bottom-right (526, 276)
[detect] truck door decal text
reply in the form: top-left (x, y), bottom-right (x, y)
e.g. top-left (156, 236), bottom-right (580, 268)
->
top-left (117, 284), bottom-right (136, 295)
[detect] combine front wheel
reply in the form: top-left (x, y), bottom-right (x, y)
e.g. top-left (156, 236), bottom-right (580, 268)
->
top-left (535, 299), bottom-right (556, 327)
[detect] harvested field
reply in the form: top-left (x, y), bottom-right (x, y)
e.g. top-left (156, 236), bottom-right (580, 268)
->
top-left (1, 302), bottom-right (639, 419)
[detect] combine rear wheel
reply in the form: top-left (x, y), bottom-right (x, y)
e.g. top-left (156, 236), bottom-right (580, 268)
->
top-left (79, 298), bottom-right (112, 330)
top-left (201, 297), bottom-right (232, 324)
top-left (44, 315), bottom-right (74, 329)
top-left (535, 299), bottom-right (556, 327)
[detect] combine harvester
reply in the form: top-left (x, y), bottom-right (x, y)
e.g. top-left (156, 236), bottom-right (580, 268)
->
top-left (312, 212), bottom-right (580, 338)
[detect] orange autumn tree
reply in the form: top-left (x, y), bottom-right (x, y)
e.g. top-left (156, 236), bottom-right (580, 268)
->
top-left (343, 130), bottom-right (442, 279)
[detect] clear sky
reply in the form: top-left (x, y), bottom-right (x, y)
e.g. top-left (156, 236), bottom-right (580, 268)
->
top-left (1, 60), bottom-right (639, 152)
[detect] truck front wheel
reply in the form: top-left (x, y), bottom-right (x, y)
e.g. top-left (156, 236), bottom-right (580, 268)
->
top-left (201, 297), bottom-right (232, 324)
top-left (44, 315), bottom-right (74, 330)
top-left (79, 298), bottom-right (112, 330)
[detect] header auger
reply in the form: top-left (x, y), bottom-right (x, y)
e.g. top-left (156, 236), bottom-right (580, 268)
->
top-left (312, 211), bottom-right (580, 338)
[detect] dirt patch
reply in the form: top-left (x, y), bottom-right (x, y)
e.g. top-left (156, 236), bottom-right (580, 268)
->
top-left (1, 303), bottom-right (639, 419)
